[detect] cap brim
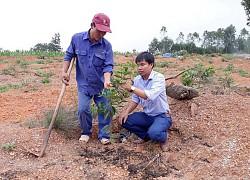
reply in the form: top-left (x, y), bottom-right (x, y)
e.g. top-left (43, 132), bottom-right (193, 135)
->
top-left (96, 24), bottom-right (112, 33)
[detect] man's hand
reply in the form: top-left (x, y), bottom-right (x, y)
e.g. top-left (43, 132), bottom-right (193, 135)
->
top-left (104, 72), bottom-right (112, 89)
top-left (118, 112), bottom-right (128, 125)
top-left (121, 83), bottom-right (131, 92)
top-left (62, 61), bottom-right (71, 85)
top-left (62, 72), bottom-right (70, 85)
top-left (104, 80), bottom-right (112, 89)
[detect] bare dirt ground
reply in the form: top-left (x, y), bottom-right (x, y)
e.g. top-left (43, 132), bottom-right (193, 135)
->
top-left (0, 54), bottom-right (249, 179)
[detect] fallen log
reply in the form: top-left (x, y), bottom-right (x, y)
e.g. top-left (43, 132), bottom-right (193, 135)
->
top-left (166, 82), bottom-right (199, 100)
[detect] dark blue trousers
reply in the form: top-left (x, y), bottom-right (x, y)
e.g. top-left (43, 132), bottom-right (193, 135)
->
top-left (78, 91), bottom-right (111, 139)
top-left (122, 112), bottom-right (172, 143)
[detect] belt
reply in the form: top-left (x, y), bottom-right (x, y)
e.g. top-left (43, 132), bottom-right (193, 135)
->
top-left (166, 113), bottom-right (171, 117)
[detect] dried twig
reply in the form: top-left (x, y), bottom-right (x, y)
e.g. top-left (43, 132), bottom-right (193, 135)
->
top-left (19, 144), bottom-right (39, 157)
top-left (165, 70), bottom-right (187, 81)
top-left (141, 153), bottom-right (160, 171)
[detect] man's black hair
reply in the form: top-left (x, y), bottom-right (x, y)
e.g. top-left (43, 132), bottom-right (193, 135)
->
top-left (135, 51), bottom-right (155, 67)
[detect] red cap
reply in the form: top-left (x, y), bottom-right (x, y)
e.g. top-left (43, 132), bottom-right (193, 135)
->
top-left (92, 13), bottom-right (112, 33)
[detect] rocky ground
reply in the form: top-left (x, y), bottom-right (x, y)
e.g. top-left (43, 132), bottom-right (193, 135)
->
top-left (0, 54), bottom-right (249, 179)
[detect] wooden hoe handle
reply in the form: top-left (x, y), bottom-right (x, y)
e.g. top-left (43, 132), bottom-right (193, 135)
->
top-left (39, 57), bottom-right (75, 157)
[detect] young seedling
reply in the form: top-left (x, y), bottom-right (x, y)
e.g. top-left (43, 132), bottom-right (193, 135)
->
top-left (2, 142), bottom-right (16, 151)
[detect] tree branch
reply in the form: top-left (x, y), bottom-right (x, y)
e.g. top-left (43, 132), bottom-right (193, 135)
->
top-left (165, 70), bottom-right (187, 81)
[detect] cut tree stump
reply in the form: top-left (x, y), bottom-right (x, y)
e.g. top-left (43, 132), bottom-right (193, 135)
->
top-left (166, 82), bottom-right (199, 100)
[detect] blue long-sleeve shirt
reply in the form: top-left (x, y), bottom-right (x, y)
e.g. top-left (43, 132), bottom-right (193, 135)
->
top-left (132, 70), bottom-right (170, 116)
top-left (64, 31), bottom-right (114, 95)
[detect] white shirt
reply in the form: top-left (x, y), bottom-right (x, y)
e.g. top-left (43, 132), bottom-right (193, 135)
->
top-left (132, 70), bottom-right (170, 116)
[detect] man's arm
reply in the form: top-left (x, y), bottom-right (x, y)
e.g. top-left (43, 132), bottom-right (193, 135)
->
top-left (121, 83), bottom-right (148, 100)
top-left (62, 61), bottom-right (71, 85)
top-left (118, 100), bottom-right (138, 125)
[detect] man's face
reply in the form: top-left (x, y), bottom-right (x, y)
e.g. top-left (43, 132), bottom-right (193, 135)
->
top-left (136, 59), bottom-right (153, 79)
top-left (92, 26), bottom-right (106, 41)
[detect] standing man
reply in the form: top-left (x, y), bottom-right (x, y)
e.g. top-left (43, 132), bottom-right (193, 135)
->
top-left (62, 13), bottom-right (114, 145)
top-left (119, 52), bottom-right (172, 151)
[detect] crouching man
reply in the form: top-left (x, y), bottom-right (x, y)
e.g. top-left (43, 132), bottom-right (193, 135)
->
top-left (119, 51), bottom-right (172, 151)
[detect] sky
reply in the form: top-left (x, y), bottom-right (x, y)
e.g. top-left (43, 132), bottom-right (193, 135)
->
top-left (0, 0), bottom-right (249, 52)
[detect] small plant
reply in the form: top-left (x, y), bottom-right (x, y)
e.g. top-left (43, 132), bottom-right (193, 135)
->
top-left (35, 60), bottom-right (45, 64)
top-left (36, 71), bottom-right (53, 78)
top-left (36, 71), bottom-right (53, 84)
top-left (218, 73), bottom-right (234, 88)
top-left (237, 69), bottom-right (248, 77)
top-left (43, 106), bottom-right (78, 131)
top-left (181, 62), bottom-right (215, 87)
top-left (181, 71), bottom-right (194, 86)
top-left (223, 64), bottom-right (234, 72)
top-left (44, 108), bottom-right (64, 129)
top-left (2, 142), bottom-right (15, 150)
top-left (146, 145), bottom-right (154, 152)
top-left (42, 78), bottom-right (50, 84)
top-left (156, 61), bottom-right (169, 68)
top-left (99, 61), bottom-right (137, 119)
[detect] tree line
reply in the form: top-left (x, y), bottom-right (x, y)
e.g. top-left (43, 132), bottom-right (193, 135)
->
top-left (148, 1), bottom-right (250, 55)
top-left (148, 25), bottom-right (250, 55)
top-left (31, 33), bottom-right (62, 52)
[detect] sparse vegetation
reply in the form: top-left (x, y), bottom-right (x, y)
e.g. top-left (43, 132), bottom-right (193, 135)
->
top-left (155, 61), bottom-right (170, 68)
top-left (221, 54), bottom-right (235, 61)
top-left (0, 83), bottom-right (25, 92)
top-left (0, 50), bottom-right (65, 57)
top-left (223, 64), bottom-right (234, 72)
top-left (43, 106), bottom-right (78, 131)
top-left (16, 59), bottom-right (32, 68)
top-left (0, 52), bottom-right (249, 179)
top-left (35, 71), bottom-right (54, 84)
top-left (0, 66), bottom-right (17, 76)
top-left (237, 69), bottom-right (248, 77)
top-left (2, 142), bottom-right (15, 150)
top-left (0, 60), bottom-right (10, 64)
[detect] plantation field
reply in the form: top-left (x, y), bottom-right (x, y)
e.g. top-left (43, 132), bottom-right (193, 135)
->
top-left (0, 53), bottom-right (249, 179)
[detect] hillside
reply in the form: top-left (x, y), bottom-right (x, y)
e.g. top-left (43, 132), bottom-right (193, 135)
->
top-left (0, 54), bottom-right (249, 179)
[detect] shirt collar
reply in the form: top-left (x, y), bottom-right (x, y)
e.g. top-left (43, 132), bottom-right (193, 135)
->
top-left (139, 70), bottom-right (154, 81)
top-left (148, 70), bottom-right (155, 80)
top-left (83, 30), bottom-right (103, 45)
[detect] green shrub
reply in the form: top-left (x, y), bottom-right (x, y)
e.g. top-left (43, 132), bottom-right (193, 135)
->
top-left (218, 73), bottom-right (234, 88)
top-left (181, 62), bottom-right (215, 86)
top-left (181, 71), bottom-right (194, 86)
